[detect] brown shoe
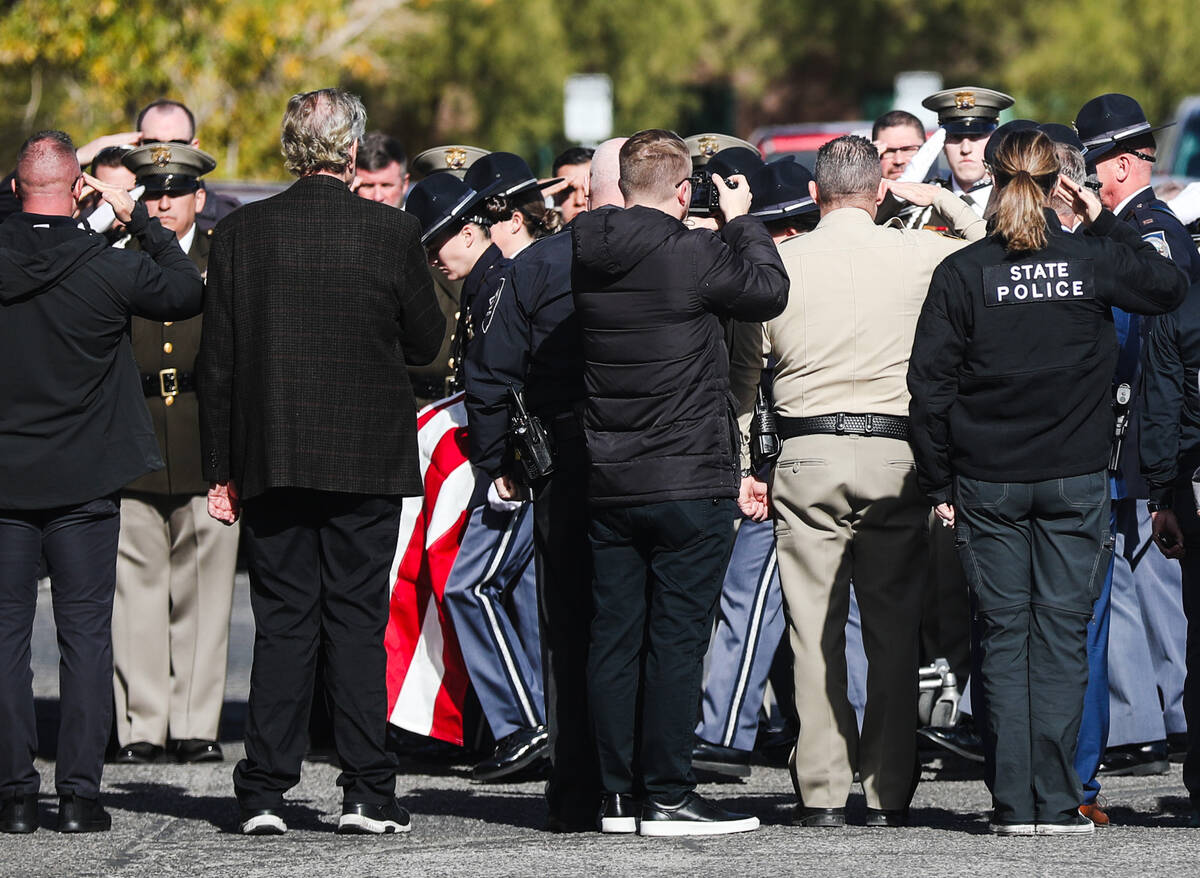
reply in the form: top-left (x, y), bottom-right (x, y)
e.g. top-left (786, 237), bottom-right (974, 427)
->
top-left (1079, 803), bottom-right (1109, 826)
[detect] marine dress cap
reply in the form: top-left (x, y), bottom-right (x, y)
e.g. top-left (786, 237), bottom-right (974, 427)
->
top-left (922, 87), bottom-right (1015, 136)
top-left (684, 133), bottom-right (759, 168)
top-left (123, 142), bottom-right (217, 193)
top-left (1073, 94), bottom-right (1174, 162)
top-left (411, 145), bottom-right (490, 180)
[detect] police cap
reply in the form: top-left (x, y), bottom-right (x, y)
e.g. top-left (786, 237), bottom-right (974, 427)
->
top-left (983, 119), bottom-right (1039, 168)
top-left (123, 142), bottom-right (216, 194)
top-left (684, 133), bottom-right (758, 168)
top-left (1073, 94), bottom-right (1173, 162)
top-left (463, 152), bottom-right (561, 200)
top-left (706, 146), bottom-right (765, 181)
top-left (1038, 123), bottom-right (1084, 152)
top-left (748, 157), bottom-right (816, 221)
top-left (405, 173), bottom-right (496, 246)
top-left (411, 144), bottom-right (490, 180)
top-left (922, 87), bottom-right (1014, 136)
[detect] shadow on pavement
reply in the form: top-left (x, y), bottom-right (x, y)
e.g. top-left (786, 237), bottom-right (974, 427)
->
top-left (103, 780), bottom-right (327, 833)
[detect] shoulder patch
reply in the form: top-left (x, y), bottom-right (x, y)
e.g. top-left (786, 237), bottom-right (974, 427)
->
top-left (482, 277), bottom-right (505, 333)
top-left (1142, 229), bottom-right (1172, 260)
top-left (982, 259), bottom-right (1096, 307)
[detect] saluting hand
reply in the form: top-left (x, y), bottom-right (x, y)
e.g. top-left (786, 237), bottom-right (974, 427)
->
top-left (80, 172), bottom-right (136, 224)
top-left (1054, 175), bottom-right (1102, 227)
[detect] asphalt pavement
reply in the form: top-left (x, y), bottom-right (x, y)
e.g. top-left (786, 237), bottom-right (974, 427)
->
top-left (7, 574), bottom-right (1200, 878)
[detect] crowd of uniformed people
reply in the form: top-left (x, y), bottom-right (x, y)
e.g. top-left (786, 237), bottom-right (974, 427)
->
top-left (3, 81), bottom-right (1200, 841)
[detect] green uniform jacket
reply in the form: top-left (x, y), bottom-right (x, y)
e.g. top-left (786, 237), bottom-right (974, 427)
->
top-left (125, 228), bottom-right (211, 495)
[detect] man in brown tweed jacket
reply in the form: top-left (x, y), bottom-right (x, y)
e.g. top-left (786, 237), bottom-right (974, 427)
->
top-left (196, 88), bottom-right (444, 836)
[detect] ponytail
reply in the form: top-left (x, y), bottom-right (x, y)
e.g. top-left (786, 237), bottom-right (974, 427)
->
top-left (991, 129), bottom-right (1060, 254)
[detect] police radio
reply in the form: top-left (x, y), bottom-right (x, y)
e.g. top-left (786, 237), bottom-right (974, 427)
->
top-left (750, 384), bottom-right (781, 471)
top-left (507, 384), bottom-right (555, 483)
top-left (1109, 382), bottom-right (1132, 475)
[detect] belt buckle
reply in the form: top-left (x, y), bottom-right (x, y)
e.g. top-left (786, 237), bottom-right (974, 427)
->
top-left (158, 367), bottom-right (179, 398)
top-left (834, 413), bottom-right (845, 435)
top-left (864, 414), bottom-right (874, 436)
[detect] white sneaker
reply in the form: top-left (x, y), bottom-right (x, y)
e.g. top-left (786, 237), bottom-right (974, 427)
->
top-left (240, 810), bottom-right (287, 835)
top-left (989, 821), bottom-right (1036, 836)
top-left (1035, 814), bottom-right (1094, 835)
top-left (337, 798), bottom-right (412, 835)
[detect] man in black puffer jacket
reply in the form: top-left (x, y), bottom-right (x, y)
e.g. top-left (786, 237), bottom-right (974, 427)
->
top-left (571, 129), bottom-right (788, 836)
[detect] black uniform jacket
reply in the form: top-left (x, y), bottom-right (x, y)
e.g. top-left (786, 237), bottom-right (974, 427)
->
top-left (465, 231), bottom-right (580, 478)
top-left (908, 208), bottom-right (1186, 503)
top-left (0, 204), bottom-right (203, 508)
top-left (571, 206), bottom-right (789, 507)
top-left (196, 174), bottom-right (445, 501)
top-left (1140, 281), bottom-right (1200, 504)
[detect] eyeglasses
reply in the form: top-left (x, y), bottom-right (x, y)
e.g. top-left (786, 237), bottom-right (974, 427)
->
top-left (1084, 180), bottom-right (1102, 193)
top-left (879, 144), bottom-right (923, 159)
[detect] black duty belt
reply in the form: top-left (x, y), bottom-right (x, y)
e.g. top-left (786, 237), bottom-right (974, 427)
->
top-left (141, 369), bottom-right (195, 398)
top-left (777, 413), bottom-right (910, 441)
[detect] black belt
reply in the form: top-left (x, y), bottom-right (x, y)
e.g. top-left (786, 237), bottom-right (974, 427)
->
top-left (141, 369), bottom-right (195, 398)
top-left (777, 413), bottom-right (910, 441)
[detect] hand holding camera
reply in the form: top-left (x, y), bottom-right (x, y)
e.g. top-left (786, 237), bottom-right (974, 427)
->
top-left (712, 173), bottom-right (752, 220)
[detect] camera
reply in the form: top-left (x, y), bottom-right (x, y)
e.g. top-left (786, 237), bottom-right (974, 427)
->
top-left (688, 169), bottom-right (736, 216)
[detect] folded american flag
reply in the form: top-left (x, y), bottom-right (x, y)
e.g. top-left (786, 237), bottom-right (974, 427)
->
top-left (385, 393), bottom-right (475, 744)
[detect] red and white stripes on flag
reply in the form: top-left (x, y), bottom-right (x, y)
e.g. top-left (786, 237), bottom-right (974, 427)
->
top-left (385, 393), bottom-right (476, 745)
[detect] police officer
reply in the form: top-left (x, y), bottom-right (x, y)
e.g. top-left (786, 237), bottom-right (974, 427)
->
top-left (465, 143), bottom-right (599, 830)
top-left (110, 142), bottom-right (239, 766)
top-left (405, 169), bottom-right (551, 782)
top-left (908, 128), bottom-right (1186, 834)
top-left (1075, 93), bottom-right (1199, 777)
top-left (904, 87), bottom-right (1014, 229)
top-left (405, 145), bottom-right (491, 407)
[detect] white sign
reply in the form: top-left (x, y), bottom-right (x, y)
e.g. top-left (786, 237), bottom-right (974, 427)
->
top-left (894, 71), bottom-right (943, 131)
top-left (564, 74), bottom-right (613, 146)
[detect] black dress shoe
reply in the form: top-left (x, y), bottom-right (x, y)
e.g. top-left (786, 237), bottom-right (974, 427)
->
top-left (865, 807), bottom-right (909, 827)
top-left (1097, 740), bottom-right (1169, 776)
top-left (57, 795), bottom-right (111, 833)
top-left (917, 725), bottom-right (984, 762)
top-left (598, 792), bottom-right (639, 834)
top-left (1168, 732), bottom-right (1189, 763)
top-left (0, 793), bottom-right (38, 833)
top-left (692, 740), bottom-right (752, 779)
top-left (172, 739), bottom-right (224, 764)
top-left (791, 806), bottom-right (846, 828)
top-left (337, 798), bottom-right (412, 834)
top-left (640, 792), bottom-right (759, 836)
top-left (471, 725), bottom-right (549, 782)
top-left (111, 741), bottom-right (164, 764)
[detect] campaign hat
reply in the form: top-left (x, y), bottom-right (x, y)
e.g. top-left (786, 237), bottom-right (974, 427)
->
top-left (404, 173), bottom-right (497, 246)
top-left (411, 144), bottom-right (490, 180)
top-left (748, 157), bottom-right (816, 221)
top-left (1073, 93), bottom-right (1173, 162)
top-left (922, 87), bottom-right (1014, 136)
top-left (123, 142), bottom-right (216, 194)
top-left (463, 152), bottom-right (562, 200)
top-left (684, 133), bottom-right (759, 168)
top-left (706, 146), bottom-right (765, 181)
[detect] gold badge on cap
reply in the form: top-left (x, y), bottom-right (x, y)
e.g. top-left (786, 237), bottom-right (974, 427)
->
top-left (445, 147), bottom-right (468, 170)
top-left (150, 145), bottom-right (172, 168)
top-left (697, 136), bottom-right (720, 157)
top-left (954, 92), bottom-right (976, 110)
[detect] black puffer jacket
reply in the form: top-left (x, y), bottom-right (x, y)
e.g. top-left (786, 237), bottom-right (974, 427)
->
top-left (571, 206), bottom-right (788, 506)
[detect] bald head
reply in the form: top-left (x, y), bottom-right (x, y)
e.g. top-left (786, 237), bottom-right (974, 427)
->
top-left (588, 137), bottom-right (627, 210)
top-left (14, 131), bottom-right (82, 215)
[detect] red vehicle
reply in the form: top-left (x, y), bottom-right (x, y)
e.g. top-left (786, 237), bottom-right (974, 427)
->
top-left (750, 121), bottom-right (876, 166)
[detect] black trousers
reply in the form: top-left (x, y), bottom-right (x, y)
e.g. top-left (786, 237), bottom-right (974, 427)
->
top-left (0, 495), bottom-right (120, 799)
top-left (233, 489), bottom-right (401, 810)
top-left (955, 472), bottom-right (1110, 825)
top-left (532, 435), bottom-right (600, 823)
top-left (1172, 476), bottom-right (1200, 805)
top-left (587, 497), bottom-right (736, 802)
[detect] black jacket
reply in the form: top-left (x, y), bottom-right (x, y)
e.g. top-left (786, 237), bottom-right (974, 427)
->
top-left (0, 204), bottom-right (204, 508)
top-left (571, 207), bottom-right (788, 506)
top-left (908, 208), bottom-right (1186, 502)
top-left (196, 174), bottom-right (445, 500)
top-left (1139, 281), bottom-right (1200, 504)
top-left (465, 230), bottom-right (582, 477)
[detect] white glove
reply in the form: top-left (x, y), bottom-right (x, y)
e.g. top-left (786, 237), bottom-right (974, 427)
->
top-left (897, 129), bottom-right (946, 185)
top-left (487, 481), bottom-right (524, 513)
top-left (1167, 182), bottom-right (1200, 226)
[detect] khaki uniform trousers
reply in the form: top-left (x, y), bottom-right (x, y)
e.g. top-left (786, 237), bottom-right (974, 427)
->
top-left (771, 433), bottom-right (927, 810)
top-left (113, 493), bottom-right (239, 745)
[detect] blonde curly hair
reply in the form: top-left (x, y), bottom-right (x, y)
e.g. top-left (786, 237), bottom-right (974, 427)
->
top-left (280, 88), bottom-right (367, 178)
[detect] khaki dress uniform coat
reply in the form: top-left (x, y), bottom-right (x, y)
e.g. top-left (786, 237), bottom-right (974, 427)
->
top-left (113, 227), bottom-right (240, 748)
top-left (734, 189), bottom-right (983, 811)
